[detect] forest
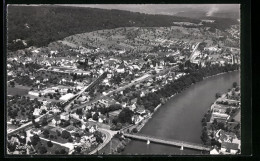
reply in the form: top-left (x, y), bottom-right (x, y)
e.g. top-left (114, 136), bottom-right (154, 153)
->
top-left (7, 5), bottom-right (237, 51)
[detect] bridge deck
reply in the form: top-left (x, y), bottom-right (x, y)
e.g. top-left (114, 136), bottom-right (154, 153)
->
top-left (124, 133), bottom-right (210, 151)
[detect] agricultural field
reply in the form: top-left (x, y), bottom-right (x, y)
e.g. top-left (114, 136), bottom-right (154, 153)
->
top-left (7, 86), bottom-right (30, 96)
top-left (62, 26), bottom-right (220, 52)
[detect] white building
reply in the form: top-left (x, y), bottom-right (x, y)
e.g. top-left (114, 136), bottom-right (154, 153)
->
top-left (210, 148), bottom-right (220, 155)
top-left (60, 113), bottom-right (70, 121)
top-left (28, 91), bottom-right (39, 97)
top-left (131, 115), bottom-right (144, 125)
top-left (116, 68), bottom-right (125, 73)
top-left (33, 108), bottom-right (42, 116)
top-left (88, 125), bottom-right (98, 133)
top-left (59, 93), bottom-right (75, 102)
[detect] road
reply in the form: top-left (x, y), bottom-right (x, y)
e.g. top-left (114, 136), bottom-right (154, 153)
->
top-left (39, 137), bottom-right (75, 151)
top-left (68, 73), bottom-right (153, 113)
top-left (64, 73), bottom-right (106, 112)
top-left (7, 112), bottom-right (50, 136)
top-left (189, 42), bottom-right (201, 61)
top-left (69, 113), bottom-right (117, 154)
top-left (89, 128), bottom-right (117, 155)
top-left (7, 65), bottom-right (179, 153)
top-left (71, 65), bottom-right (178, 112)
top-left (104, 74), bottom-right (151, 96)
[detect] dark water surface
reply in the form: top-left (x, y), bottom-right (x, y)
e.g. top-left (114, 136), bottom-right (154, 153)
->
top-left (122, 71), bottom-right (240, 155)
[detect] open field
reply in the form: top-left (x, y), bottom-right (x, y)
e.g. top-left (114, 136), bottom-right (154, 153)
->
top-left (25, 95), bottom-right (61, 103)
top-left (7, 124), bottom-right (19, 130)
top-left (7, 86), bottom-right (30, 96)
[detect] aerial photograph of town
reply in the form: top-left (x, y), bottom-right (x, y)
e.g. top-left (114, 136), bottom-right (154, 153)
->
top-left (6, 4), bottom-right (241, 155)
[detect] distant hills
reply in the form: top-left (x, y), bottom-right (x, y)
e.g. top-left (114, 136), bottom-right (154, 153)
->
top-left (6, 5), bottom-right (239, 51)
top-left (174, 10), bottom-right (240, 19)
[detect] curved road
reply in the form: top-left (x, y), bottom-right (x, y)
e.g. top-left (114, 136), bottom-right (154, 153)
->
top-left (69, 114), bottom-right (118, 155)
top-left (89, 128), bottom-right (117, 155)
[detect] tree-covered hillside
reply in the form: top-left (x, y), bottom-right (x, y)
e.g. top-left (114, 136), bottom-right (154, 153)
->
top-left (7, 6), bottom-right (201, 51)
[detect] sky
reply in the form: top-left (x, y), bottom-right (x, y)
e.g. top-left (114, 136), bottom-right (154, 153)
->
top-left (57, 4), bottom-right (240, 16)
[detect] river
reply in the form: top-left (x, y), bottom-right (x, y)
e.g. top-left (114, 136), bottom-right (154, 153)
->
top-left (122, 71), bottom-right (240, 155)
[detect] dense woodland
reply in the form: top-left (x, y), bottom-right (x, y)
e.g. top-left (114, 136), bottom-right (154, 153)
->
top-left (7, 6), bottom-right (238, 51)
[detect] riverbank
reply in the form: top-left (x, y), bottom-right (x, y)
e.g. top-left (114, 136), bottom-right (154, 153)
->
top-left (203, 70), bottom-right (239, 80)
top-left (121, 69), bottom-right (240, 154)
top-left (200, 82), bottom-right (241, 149)
top-left (136, 69), bottom-right (240, 133)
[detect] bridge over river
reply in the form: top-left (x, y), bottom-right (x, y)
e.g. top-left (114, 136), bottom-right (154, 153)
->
top-left (124, 133), bottom-right (211, 151)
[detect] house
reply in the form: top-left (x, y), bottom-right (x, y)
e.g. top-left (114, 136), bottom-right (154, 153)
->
top-left (7, 63), bottom-right (12, 69)
top-left (130, 103), bottom-right (137, 111)
top-left (86, 134), bottom-right (96, 143)
top-left (231, 137), bottom-right (241, 150)
top-left (31, 129), bottom-right (42, 135)
top-left (32, 49), bottom-right (40, 53)
top-left (88, 125), bottom-right (98, 133)
top-left (78, 96), bottom-right (87, 102)
top-left (85, 105), bottom-right (92, 111)
top-left (35, 80), bottom-right (41, 84)
top-left (107, 73), bottom-right (112, 79)
top-left (131, 115), bottom-right (144, 125)
top-left (122, 102), bottom-right (127, 108)
top-left (108, 109), bottom-right (122, 118)
top-left (43, 78), bottom-right (49, 82)
top-left (98, 115), bottom-right (106, 123)
top-left (140, 91), bottom-right (145, 97)
top-left (132, 65), bottom-right (141, 70)
top-left (136, 106), bottom-right (146, 115)
top-left (33, 108), bottom-right (42, 116)
top-left (9, 136), bottom-right (20, 145)
top-left (60, 113), bottom-right (70, 121)
top-left (116, 64), bottom-right (125, 73)
top-left (52, 108), bottom-right (61, 113)
top-left (40, 105), bottom-right (47, 111)
top-left (143, 110), bottom-right (151, 118)
top-left (130, 98), bottom-right (138, 105)
top-left (52, 116), bottom-right (61, 126)
top-left (99, 69), bottom-right (104, 75)
top-left (220, 142), bottom-right (239, 154)
top-left (81, 124), bottom-right (86, 130)
top-left (215, 129), bottom-right (236, 143)
top-left (81, 134), bottom-right (95, 143)
top-left (210, 148), bottom-right (220, 155)
top-left (59, 93), bottom-right (75, 102)
top-left (28, 91), bottom-right (39, 97)
top-left (211, 112), bottom-right (230, 122)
